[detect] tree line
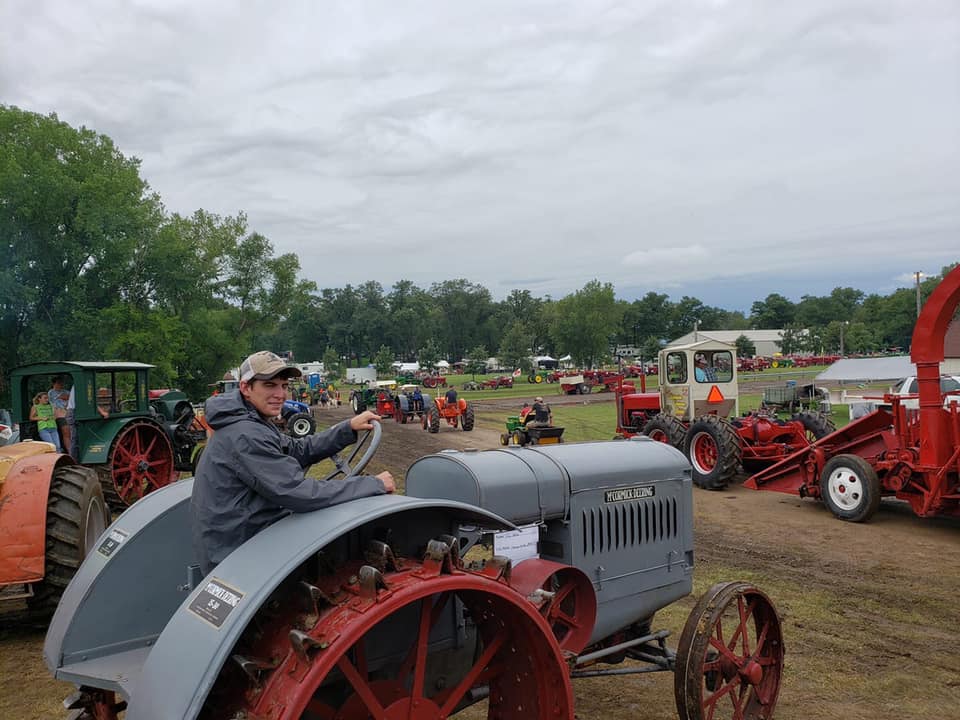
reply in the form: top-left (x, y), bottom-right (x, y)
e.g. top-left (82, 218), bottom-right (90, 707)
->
top-left (1, 105), bottom-right (953, 403)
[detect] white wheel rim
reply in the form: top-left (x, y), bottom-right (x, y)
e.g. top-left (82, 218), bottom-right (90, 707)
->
top-left (688, 431), bottom-right (717, 475)
top-left (826, 466), bottom-right (863, 510)
top-left (85, 497), bottom-right (108, 552)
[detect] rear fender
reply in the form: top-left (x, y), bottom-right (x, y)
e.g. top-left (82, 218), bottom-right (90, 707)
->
top-left (128, 493), bottom-right (513, 719)
top-left (0, 450), bottom-right (70, 585)
top-left (77, 417), bottom-right (153, 465)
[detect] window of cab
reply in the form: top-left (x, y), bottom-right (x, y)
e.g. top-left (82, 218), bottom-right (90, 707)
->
top-left (665, 353), bottom-right (687, 384)
top-left (695, 351), bottom-right (734, 383)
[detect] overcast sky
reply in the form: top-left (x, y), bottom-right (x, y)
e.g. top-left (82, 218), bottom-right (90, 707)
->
top-left (3, 0), bottom-right (958, 311)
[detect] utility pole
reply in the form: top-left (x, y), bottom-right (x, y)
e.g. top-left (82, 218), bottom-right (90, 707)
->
top-left (840, 321), bottom-right (848, 357)
top-left (915, 271), bottom-right (923, 318)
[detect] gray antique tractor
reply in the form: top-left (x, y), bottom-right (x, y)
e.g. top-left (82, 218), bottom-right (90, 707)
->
top-left (45, 425), bottom-right (783, 720)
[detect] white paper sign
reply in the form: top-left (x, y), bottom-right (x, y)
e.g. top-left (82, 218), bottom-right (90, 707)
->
top-left (493, 524), bottom-right (540, 564)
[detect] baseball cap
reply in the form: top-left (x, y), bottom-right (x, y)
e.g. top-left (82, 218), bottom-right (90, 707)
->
top-left (239, 351), bottom-right (302, 382)
top-left (535, 396), bottom-right (544, 402)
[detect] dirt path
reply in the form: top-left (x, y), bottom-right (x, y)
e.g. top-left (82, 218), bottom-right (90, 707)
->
top-left (3, 395), bottom-right (958, 719)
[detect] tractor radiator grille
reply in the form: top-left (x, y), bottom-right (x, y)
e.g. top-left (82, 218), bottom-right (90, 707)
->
top-left (581, 497), bottom-right (678, 556)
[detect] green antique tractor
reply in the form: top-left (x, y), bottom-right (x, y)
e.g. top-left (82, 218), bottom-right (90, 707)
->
top-left (10, 361), bottom-right (205, 508)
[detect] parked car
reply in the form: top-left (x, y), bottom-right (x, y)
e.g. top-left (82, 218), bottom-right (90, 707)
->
top-left (881, 375), bottom-right (960, 410)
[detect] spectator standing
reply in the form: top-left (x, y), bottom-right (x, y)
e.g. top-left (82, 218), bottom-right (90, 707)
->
top-left (48, 375), bottom-right (71, 452)
top-left (30, 392), bottom-right (62, 450)
top-left (66, 385), bottom-right (77, 457)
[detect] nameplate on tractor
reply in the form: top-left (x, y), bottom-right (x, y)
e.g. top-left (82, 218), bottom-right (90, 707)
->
top-left (188, 578), bottom-right (245, 629)
top-left (97, 528), bottom-right (129, 558)
top-left (604, 485), bottom-right (655, 503)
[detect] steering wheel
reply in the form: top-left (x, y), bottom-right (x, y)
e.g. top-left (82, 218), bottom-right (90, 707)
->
top-left (321, 419), bottom-right (382, 481)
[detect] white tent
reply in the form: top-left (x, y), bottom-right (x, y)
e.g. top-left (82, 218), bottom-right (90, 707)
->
top-left (398, 362), bottom-right (420, 373)
top-left (815, 357), bottom-right (915, 383)
top-left (435, 360), bottom-right (450, 368)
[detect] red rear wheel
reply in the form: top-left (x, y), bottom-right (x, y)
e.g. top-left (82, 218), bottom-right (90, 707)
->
top-left (202, 556), bottom-right (575, 720)
top-left (104, 420), bottom-right (175, 506)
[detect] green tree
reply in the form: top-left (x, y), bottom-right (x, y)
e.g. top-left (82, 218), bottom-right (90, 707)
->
top-left (750, 293), bottom-right (795, 329)
top-left (735, 334), bottom-right (757, 358)
top-left (498, 321), bottom-right (533, 373)
top-left (417, 339), bottom-right (442, 371)
top-left (373, 344), bottom-right (394, 378)
top-left (322, 347), bottom-right (340, 379)
top-left (430, 279), bottom-right (494, 361)
top-left (0, 105), bottom-right (161, 386)
top-left (465, 345), bottom-right (488, 378)
top-left (550, 280), bottom-right (622, 368)
top-left (640, 336), bottom-right (663, 364)
top-left (778, 325), bottom-right (805, 355)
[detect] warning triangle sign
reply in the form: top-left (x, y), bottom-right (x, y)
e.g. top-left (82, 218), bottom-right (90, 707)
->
top-left (707, 385), bottom-right (725, 403)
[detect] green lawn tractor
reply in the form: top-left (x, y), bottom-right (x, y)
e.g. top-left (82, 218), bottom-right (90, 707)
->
top-left (499, 414), bottom-right (565, 446)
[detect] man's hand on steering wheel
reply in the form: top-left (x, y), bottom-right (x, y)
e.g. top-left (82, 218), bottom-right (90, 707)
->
top-left (350, 410), bottom-right (381, 432)
top-left (347, 412), bottom-right (396, 492)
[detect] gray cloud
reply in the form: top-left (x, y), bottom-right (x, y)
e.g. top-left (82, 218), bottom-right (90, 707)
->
top-left (2, 0), bottom-right (958, 310)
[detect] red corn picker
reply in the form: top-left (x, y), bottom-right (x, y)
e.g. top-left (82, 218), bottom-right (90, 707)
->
top-left (746, 264), bottom-right (960, 521)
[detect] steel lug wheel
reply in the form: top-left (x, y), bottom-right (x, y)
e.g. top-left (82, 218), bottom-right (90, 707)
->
top-left (675, 581), bottom-right (784, 720)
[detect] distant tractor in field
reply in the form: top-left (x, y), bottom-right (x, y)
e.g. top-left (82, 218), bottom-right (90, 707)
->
top-left (422, 389), bottom-right (475, 433)
top-left (275, 399), bottom-right (317, 439)
top-left (349, 380), bottom-right (398, 416)
top-left (615, 342), bottom-right (835, 490)
top-left (392, 384), bottom-right (429, 424)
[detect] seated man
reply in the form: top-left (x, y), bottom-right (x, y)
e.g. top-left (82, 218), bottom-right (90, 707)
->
top-left (694, 356), bottom-right (710, 382)
top-left (191, 350), bottom-right (396, 575)
top-left (528, 396), bottom-right (552, 428)
top-left (411, 386), bottom-right (424, 411)
top-left (445, 387), bottom-right (458, 405)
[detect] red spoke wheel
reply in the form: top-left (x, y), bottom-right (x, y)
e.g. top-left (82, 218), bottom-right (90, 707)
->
top-left (204, 560), bottom-right (575, 720)
top-left (105, 419), bottom-right (175, 507)
top-left (509, 559), bottom-right (597, 654)
top-left (675, 581), bottom-right (784, 720)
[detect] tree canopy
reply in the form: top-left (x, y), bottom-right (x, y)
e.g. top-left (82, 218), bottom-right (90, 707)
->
top-left (1, 105), bottom-right (953, 403)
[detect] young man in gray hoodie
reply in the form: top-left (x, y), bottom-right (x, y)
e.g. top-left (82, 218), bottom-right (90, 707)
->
top-left (191, 351), bottom-right (395, 574)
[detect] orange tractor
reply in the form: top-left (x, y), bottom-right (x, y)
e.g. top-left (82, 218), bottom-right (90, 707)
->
top-left (421, 391), bottom-right (476, 432)
top-left (0, 442), bottom-right (111, 617)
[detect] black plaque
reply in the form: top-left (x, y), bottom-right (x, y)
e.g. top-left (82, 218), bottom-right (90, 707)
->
top-left (188, 578), bottom-right (245, 629)
top-left (97, 528), bottom-right (129, 558)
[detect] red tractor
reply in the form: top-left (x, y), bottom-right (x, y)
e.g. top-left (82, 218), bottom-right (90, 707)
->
top-left (422, 392), bottom-right (475, 433)
top-left (616, 341), bottom-right (835, 490)
top-left (746, 265), bottom-right (960, 522)
top-left (480, 375), bottom-right (514, 390)
top-left (420, 374), bottom-right (447, 389)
